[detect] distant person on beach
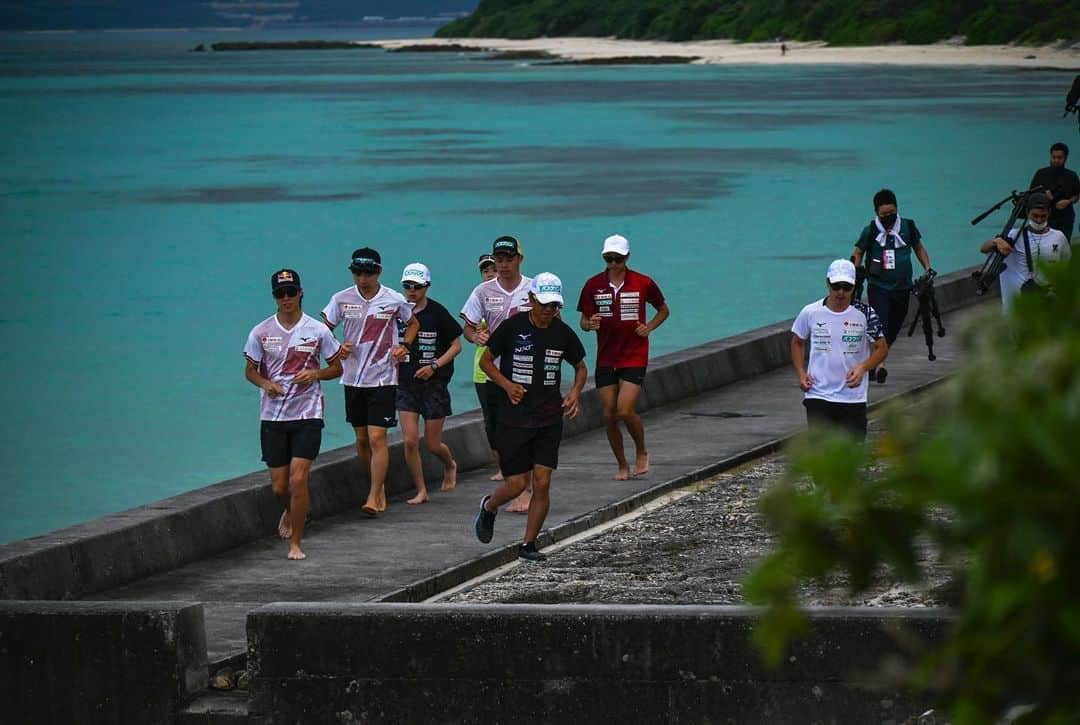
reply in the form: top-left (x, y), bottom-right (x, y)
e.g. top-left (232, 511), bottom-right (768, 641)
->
top-left (461, 235), bottom-right (534, 512)
top-left (980, 192), bottom-right (1071, 310)
top-left (244, 269), bottom-right (344, 560)
top-left (322, 248), bottom-right (418, 517)
top-left (791, 259), bottom-right (887, 441)
top-left (781, 42), bottom-right (787, 56)
top-left (576, 234), bottom-right (669, 480)
top-left (471, 253), bottom-right (502, 480)
top-left (851, 188), bottom-right (932, 384)
top-left (473, 273), bottom-right (587, 562)
top-left (1029, 142), bottom-right (1079, 242)
top-left (396, 262), bottom-right (463, 504)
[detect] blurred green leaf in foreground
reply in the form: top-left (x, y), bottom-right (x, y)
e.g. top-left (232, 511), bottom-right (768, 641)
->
top-left (746, 256), bottom-right (1080, 724)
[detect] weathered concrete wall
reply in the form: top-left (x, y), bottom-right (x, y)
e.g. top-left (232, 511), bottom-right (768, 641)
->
top-left (247, 603), bottom-right (949, 724)
top-left (0, 268), bottom-right (991, 601)
top-left (0, 601), bottom-right (207, 724)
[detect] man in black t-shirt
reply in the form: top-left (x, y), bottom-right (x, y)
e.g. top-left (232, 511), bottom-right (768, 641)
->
top-left (396, 263), bottom-right (463, 504)
top-left (473, 273), bottom-right (587, 562)
top-left (1030, 142), bottom-right (1080, 242)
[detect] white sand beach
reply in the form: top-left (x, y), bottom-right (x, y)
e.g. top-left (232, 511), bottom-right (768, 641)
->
top-left (374, 37), bottom-right (1080, 69)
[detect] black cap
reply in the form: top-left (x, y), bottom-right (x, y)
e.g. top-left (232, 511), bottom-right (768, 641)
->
top-left (1027, 192), bottom-right (1051, 210)
top-left (477, 253), bottom-right (496, 268)
top-left (270, 268), bottom-right (301, 291)
top-left (492, 235), bottom-right (521, 256)
top-left (350, 247), bottom-right (382, 273)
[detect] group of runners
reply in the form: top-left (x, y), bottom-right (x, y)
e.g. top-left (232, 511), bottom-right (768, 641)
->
top-left (243, 234), bottom-right (670, 561)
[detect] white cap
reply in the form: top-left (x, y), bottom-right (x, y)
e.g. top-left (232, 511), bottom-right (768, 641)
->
top-left (530, 272), bottom-right (564, 305)
top-left (826, 259), bottom-right (856, 285)
top-left (602, 234), bottom-right (630, 256)
top-left (401, 262), bottom-right (431, 285)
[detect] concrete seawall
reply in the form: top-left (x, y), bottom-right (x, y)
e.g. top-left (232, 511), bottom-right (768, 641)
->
top-left (0, 268), bottom-right (991, 602)
top-left (247, 603), bottom-right (951, 724)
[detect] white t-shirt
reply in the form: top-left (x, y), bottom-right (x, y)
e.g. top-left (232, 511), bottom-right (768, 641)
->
top-left (791, 299), bottom-right (884, 404)
top-left (999, 227), bottom-right (1071, 310)
top-left (243, 313), bottom-right (342, 421)
top-left (321, 284), bottom-right (414, 388)
top-left (460, 275), bottom-right (534, 332)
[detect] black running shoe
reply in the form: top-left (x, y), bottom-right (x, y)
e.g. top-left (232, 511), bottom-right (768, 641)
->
top-left (474, 495), bottom-right (495, 543)
top-left (518, 542), bottom-right (547, 562)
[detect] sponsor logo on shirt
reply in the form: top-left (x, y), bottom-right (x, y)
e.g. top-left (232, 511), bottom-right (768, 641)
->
top-left (295, 345), bottom-right (316, 353)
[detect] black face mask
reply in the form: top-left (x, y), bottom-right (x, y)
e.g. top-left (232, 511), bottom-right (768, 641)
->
top-left (879, 213), bottom-right (897, 229)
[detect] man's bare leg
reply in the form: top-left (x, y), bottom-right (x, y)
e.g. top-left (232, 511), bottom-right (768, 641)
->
top-left (364, 425), bottom-right (390, 514)
top-left (354, 427), bottom-right (377, 514)
top-left (482, 471), bottom-right (531, 512)
top-left (422, 418), bottom-right (458, 491)
top-left (286, 458), bottom-right (312, 560)
top-left (269, 466), bottom-right (292, 539)
top-left (400, 412), bottom-right (428, 504)
top-left (599, 384), bottom-right (629, 479)
top-left (523, 466), bottom-right (553, 544)
top-left (617, 380), bottom-right (649, 476)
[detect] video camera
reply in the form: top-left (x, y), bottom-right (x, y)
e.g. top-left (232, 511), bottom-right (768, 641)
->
top-left (1064, 74), bottom-right (1079, 129)
top-left (970, 185), bottom-right (1044, 296)
top-left (908, 269), bottom-right (944, 360)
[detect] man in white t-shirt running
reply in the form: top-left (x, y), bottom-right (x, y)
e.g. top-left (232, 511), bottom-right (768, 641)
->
top-left (244, 269), bottom-right (344, 560)
top-left (980, 192), bottom-right (1072, 311)
top-left (461, 235), bottom-right (534, 511)
top-left (790, 259), bottom-right (888, 440)
top-left (322, 247), bottom-right (419, 517)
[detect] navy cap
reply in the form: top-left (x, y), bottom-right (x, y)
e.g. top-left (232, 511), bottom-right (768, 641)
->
top-left (492, 235), bottom-right (521, 256)
top-left (270, 268), bottom-right (301, 291)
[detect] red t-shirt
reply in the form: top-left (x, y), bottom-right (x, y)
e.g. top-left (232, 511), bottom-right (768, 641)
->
top-left (576, 269), bottom-right (665, 369)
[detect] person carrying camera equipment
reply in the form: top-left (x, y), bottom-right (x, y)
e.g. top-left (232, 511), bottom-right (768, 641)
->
top-left (980, 192), bottom-right (1071, 311)
top-left (1029, 142), bottom-right (1079, 243)
top-left (851, 188), bottom-right (933, 384)
top-left (1065, 75), bottom-right (1079, 132)
top-left (906, 269), bottom-right (944, 361)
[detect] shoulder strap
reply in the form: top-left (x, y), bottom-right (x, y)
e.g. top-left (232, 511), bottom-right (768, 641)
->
top-left (1021, 227), bottom-right (1035, 276)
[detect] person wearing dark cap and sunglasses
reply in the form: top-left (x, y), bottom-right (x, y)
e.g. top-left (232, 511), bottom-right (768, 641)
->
top-left (243, 269), bottom-right (344, 560)
top-left (461, 236), bottom-right (535, 511)
top-left (321, 248), bottom-right (419, 517)
top-left (790, 259), bottom-right (888, 441)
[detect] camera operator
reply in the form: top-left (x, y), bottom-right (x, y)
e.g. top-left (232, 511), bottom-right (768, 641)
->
top-left (1029, 142), bottom-right (1079, 243)
top-left (851, 188), bottom-right (932, 384)
top-left (980, 192), bottom-right (1071, 311)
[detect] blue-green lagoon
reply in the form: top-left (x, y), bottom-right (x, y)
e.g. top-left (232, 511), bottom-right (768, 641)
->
top-left (1, 27), bottom-right (1072, 542)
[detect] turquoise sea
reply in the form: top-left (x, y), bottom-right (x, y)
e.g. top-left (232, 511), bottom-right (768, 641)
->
top-left (1, 26), bottom-right (1073, 543)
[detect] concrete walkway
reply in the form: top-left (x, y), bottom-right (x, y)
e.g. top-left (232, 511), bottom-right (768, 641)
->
top-left (94, 301), bottom-right (990, 663)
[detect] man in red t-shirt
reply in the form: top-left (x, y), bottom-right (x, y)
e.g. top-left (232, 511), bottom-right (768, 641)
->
top-left (576, 234), bottom-right (670, 480)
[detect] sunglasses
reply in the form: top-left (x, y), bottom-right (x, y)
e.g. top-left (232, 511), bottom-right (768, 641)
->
top-left (402, 282), bottom-right (428, 291)
top-left (273, 287), bottom-right (299, 299)
top-left (603, 255), bottom-right (626, 264)
top-left (829, 282), bottom-right (854, 292)
top-left (536, 301), bottom-right (562, 311)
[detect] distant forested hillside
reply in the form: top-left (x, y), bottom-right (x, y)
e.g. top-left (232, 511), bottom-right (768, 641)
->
top-left (436, 0), bottom-right (1079, 45)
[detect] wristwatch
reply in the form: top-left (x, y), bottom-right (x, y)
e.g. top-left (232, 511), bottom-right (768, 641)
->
top-left (430, 360), bottom-right (440, 370)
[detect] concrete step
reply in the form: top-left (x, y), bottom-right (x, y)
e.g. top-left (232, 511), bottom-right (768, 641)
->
top-left (179, 689), bottom-right (251, 725)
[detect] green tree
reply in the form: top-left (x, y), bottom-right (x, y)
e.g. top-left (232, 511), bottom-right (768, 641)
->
top-left (746, 257), bottom-right (1080, 724)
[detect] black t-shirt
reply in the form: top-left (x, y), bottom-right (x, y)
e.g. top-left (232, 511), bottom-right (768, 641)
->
top-left (398, 298), bottom-right (462, 383)
top-left (1030, 165), bottom-right (1080, 222)
top-left (486, 310), bottom-right (586, 428)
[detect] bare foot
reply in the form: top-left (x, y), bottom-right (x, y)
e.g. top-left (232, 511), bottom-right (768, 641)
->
top-left (287, 545), bottom-right (306, 560)
top-left (489, 470), bottom-right (504, 481)
top-left (440, 460), bottom-right (458, 491)
top-left (632, 452), bottom-right (650, 477)
top-left (278, 510), bottom-right (292, 540)
top-left (361, 502), bottom-right (379, 517)
top-left (407, 491), bottom-right (428, 505)
top-left (506, 490), bottom-right (531, 513)
top-left (614, 465), bottom-right (630, 481)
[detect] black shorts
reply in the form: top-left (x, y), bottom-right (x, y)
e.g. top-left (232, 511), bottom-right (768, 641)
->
top-left (260, 419), bottom-right (324, 468)
top-left (496, 421), bottom-right (564, 477)
top-left (803, 398), bottom-right (868, 440)
top-left (345, 385), bottom-right (397, 428)
top-left (595, 366), bottom-right (647, 388)
top-left (396, 379), bottom-right (452, 420)
top-left (482, 380), bottom-right (502, 449)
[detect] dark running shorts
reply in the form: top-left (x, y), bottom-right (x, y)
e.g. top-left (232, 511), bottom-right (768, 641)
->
top-left (260, 419), bottom-right (324, 468)
top-left (595, 366), bottom-right (647, 388)
top-left (396, 379), bottom-right (452, 420)
top-left (803, 398), bottom-right (868, 440)
top-left (345, 385), bottom-right (397, 428)
top-left (496, 421), bottom-right (564, 477)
